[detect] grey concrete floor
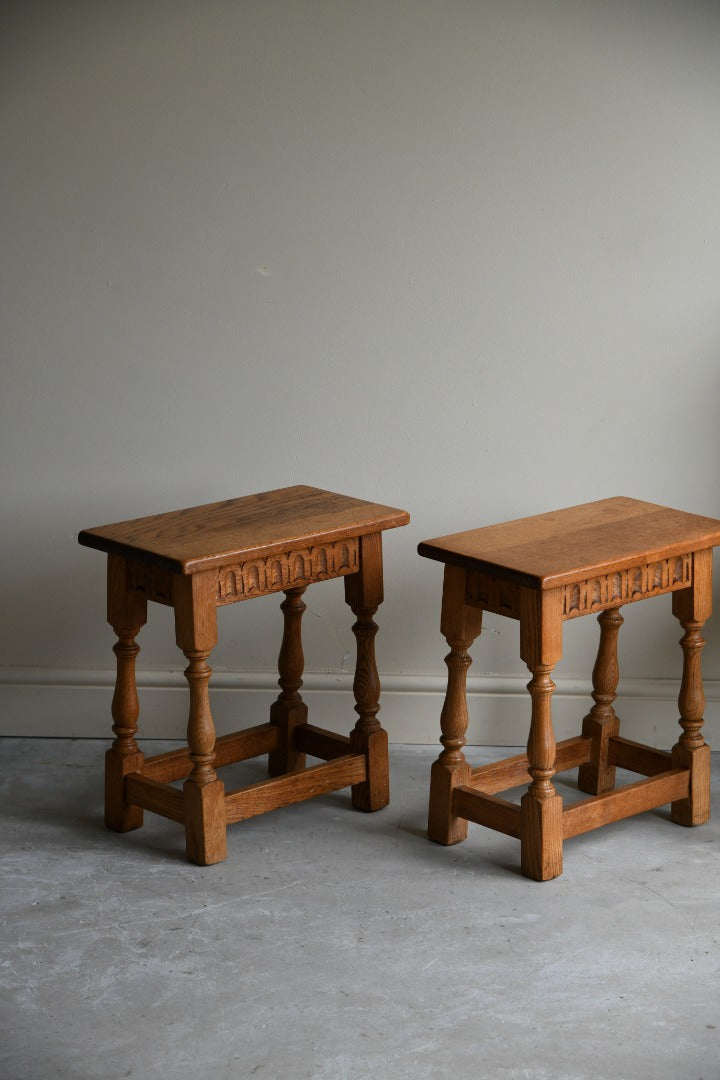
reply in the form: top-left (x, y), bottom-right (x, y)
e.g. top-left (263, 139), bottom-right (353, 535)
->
top-left (2, 738), bottom-right (720, 1080)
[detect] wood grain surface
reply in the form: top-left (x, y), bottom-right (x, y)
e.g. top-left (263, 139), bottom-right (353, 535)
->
top-left (79, 485), bottom-right (409, 574)
top-left (418, 497), bottom-right (720, 589)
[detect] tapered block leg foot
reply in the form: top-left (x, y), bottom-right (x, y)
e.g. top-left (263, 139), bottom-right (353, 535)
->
top-left (670, 572), bottom-right (712, 827)
top-left (183, 779), bottom-right (227, 866)
top-left (105, 748), bottom-right (144, 832)
top-left (520, 792), bottom-right (563, 881)
top-left (269, 587), bottom-right (308, 776)
top-left (578, 608), bottom-right (623, 796)
top-left (174, 572), bottom-right (226, 865)
top-left (428, 760), bottom-right (471, 845)
top-left (519, 591), bottom-right (564, 881)
top-left (106, 554), bottom-right (147, 834)
top-left (345, 533), bottom-right (389, 813)
top-left (350, 726), bottom-right (389, 812)
top-left (671, 742), bottom-right (710, 826)
top-left (427, 564), bottom-right (482, 846)
top-left (577, 712), bottom-right (619, 796)
top-left (269, 700), bottom-right (308, 777)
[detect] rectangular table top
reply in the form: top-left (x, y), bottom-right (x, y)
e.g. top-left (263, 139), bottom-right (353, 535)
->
top-left (418, 497), bottom-right (720, 590)
top-left (79, 486), bottom-right (409, 574)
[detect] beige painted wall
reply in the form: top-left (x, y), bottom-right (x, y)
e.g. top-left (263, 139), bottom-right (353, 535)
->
top-left (3, 1), bottom-right (720, 743)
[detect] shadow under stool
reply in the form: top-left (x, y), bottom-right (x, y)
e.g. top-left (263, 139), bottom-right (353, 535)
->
top-left (79, 485), bottom-right (409, 865)
top-left (418, 496), bottom-right (720, 880)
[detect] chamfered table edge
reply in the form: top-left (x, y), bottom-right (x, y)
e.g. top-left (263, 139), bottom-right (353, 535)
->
top-left (417, 534), bottom-right (720, 591)
top-left (79, 510), bottom-right (410, 575)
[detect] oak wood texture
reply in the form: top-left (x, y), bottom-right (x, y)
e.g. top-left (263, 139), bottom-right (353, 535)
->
top-left (105, 554), bottom-right (147, 832)
top-left (79, 486), bottom-right (408, 865)
top-left (418, 496), bottom-right (720, 590)
top-left (469, 735), bottom-right (592, 793)
top-left (562, 770), bottom-right (689, 840)
top-left (225, 755), bottom-right (367, 824)
top-left (671, 549), bottom-right (713, 826)
top-left (124, 775), bottom-right (185, 824)
top-left (143, 725), bottom-right (279, 784)
top-left (452, 788), bottom-right (521, 838)
top-left (344, 532), bottom-right (389, 812)
top-left (79, 485), bottom-right (408, 575)
top-left (419, 496), bottom-right (720, 881)
top-left (577, 608), bottom-right (623, 795)
top-left (427, 565), bottom-right (483, 845)
top-left (607, 736), bottom-right (672, 776)
top-left (294, 724), bottom-right (352, 760)
top-left (268, 586), bottom-right (309, 777)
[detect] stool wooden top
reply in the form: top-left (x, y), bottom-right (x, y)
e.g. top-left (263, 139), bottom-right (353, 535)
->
top-left (418, 496), bottom-right (720, 590)
top-left (79, 485), bottom-right (410, 575)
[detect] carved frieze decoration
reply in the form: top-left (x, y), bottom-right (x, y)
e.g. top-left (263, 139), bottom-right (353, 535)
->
top-left (217, 538), bottom-right (360, 603)
top-left (562, 554), bottom-right (692, 619)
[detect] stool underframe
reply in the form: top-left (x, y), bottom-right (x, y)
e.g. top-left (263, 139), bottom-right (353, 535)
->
top-left (104, 531), bottom-right (389, 866)
top-left (427, 549), bottom-right (712, 881)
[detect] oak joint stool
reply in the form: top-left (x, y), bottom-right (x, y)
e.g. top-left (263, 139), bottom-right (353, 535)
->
top-left (79, 486), bottom-right (409, 865)
top-left (418, 497), bottom-right (720, 881)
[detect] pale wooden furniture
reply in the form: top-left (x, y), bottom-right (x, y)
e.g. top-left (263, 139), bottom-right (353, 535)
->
top-left (79, 486), bottom-right (409, 865)
top-left (418, 497), bottom-right (720, 880)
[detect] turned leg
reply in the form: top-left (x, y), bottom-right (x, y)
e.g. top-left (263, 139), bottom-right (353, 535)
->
top-left (105, 555), bottom-right (147, 832)
top-left (268, 586), bottom-right (308, 776)
top-left (344, 533), bottom-right (389, 812)
top-left (671, 550), bottom-right (712, 826)
top-left (578, 607), bottom-right (623, 795)
top-left (174, 573), bottom-right (227, 865)
top-left (519, 589), bottom-right (564, 881)
top-left (428, 565), bottom-right (483, 845)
